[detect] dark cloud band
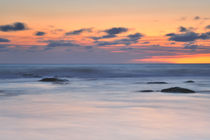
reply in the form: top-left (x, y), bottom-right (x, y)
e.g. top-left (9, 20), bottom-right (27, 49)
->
top-left (0, 38), bottom-right (10, 42)
top-left (0, 22), bottom-right (27, 32)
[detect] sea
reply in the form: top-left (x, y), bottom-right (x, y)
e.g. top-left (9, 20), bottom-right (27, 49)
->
top-left (0, 64), bottom-right (210, 140)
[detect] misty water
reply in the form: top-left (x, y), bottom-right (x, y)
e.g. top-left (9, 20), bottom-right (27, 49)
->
top-left (0, 64), bottom-right (210, 140)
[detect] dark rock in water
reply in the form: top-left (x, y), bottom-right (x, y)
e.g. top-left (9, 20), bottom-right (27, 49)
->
top-left (161, 87), bottom-right (195, 93)
top-left (147, 82), bottom-right (168, 84)
top-left (139, 90), bottom-right (154, 92)
top-left (39, 78), bottom-right (69, 83)
top-left (184, 80), bottom-right (195, 83)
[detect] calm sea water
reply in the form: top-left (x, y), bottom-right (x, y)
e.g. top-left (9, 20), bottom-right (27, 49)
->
top-left (0, 64), bottom-right (210, 140)
top-left (0, 64), bottom-right (210, 78)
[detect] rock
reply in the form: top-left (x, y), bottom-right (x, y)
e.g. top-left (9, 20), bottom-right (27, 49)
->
top-left (139, 90), bottom-right (154, 92)
top-left (147, 82), bottom-right (168, 84)
top-left (161, 87), bottom-right (195, 93)
top-left (39, 78), bottom-right (69, 83)
top-left (184, 80), bottom-right (195, 83)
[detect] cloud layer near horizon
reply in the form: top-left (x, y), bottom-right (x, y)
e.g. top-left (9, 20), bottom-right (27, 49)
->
top-left (0, 21), bottom-right (210, 63)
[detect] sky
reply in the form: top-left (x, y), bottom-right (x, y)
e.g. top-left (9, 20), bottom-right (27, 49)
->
top-left (0, 0), bottom-right (210, 64)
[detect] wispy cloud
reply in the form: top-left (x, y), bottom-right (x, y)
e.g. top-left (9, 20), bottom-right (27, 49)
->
top-left (65, 28), bottom-right (92, 36)
top-left (95, 33), bottom-right (143, 46)
top-left (91, 27), bottom-right (129, 40)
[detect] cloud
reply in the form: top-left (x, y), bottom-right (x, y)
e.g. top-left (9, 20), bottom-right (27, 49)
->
top-left (43, 39), bottom-right (93, 51)
top-left (183, 44), bottom-right (209, 51)
top-left (42, 28), bottom-right (139, 50)
top-left (193, 16), bottom-right (210, 21)
top-left (35, 31), bottom-right (46, 36)
top-left (119, 33), bottom-right (143, 45)
top-left (0, 38), bottom-right (10, 42)
top-left (0, 22), bottom-right (27, 32)
top-left (166, 27), bottom-right (210, 51)
top-left (178, 26), bottom-right (195, 33)
top-left (194, 16), bottom-right (201, 20)
top-left (46, 40), bottom-right (80, 48)
top-left (184, 44), bottom-right (199, 50)
top-left (96, 33), bottom-right (143, 46)
top-left (91, 27), bottom-right (128, 40)
top-left (104, 27), bottom-right (128, 35)
top-left (199, 32), bottom-right (210, 40)
top-left (179, 26), bottom-right (188, 32)
top-left (65, 28), bottom-right (92, 36)
top-left (127, 33), bottom-right (142, 40)
top-left (166, 28), bottom-right (210, 42)
top-left (206, 25), bottom-right (210, 29)
top-left (100, 34), bottom-right (116, 39)
top-left (51, 29), bottom-right (64, 34)
top-left (102, 27), bottom-right (128, 39)
top-left (141, 41), bottom-right (150, 44)
top-left (166, 32), bottom-right (200, 42)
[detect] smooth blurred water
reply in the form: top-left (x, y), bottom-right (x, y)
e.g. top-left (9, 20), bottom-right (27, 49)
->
top-left (0, 64), bottom-right (210, 79)
top-left (0, 64), bottom-right (210, 140)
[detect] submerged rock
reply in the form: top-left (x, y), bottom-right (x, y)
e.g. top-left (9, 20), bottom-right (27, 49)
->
top-left (139, 90), bottom-right (154, 92)
top-left (161, 87), bottom-right (195, 93)
top-left (39, 78), bottom-right (69, 83)
top-left (184, 80), bottom-right (195, 83)
top-left (147, 82), bottom-right (168, 84)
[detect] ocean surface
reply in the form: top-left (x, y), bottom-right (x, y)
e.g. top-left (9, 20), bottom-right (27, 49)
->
top-left (0, 64), bottom-right (210, 140)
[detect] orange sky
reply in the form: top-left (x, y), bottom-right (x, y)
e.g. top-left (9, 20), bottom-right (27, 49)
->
top-left (133, 54), bottom-right (210, 63)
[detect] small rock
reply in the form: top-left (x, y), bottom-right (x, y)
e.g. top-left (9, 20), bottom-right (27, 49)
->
top-left (161, 87), bottom-right (195, 93)
top-left (184, 80), bottom-right (195, 83)
top-left (147, 82), bottom-right (168, 84)
top-left (139, 90), bottom-right (154, 92)
top-left (39, 78), bottom-right (69, 83)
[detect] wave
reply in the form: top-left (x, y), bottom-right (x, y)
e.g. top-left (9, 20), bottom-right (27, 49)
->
top-left (0, 64), bottom-right (210, 79)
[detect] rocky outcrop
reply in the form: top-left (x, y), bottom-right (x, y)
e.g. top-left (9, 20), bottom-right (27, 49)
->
top-left (161, 87), bottom-right (195, 93)
top-left (147, 82), bottom-right (168, 84)
top-left (39, 78), bottom-right (69, 83)
top-left (139, 90), bottom-right (154, 92)
top-left (184, 80), bottom-right (195, 83)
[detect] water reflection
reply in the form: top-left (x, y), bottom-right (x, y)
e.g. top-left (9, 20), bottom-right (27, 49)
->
top-left (0, 78), bottom-right (210, 140)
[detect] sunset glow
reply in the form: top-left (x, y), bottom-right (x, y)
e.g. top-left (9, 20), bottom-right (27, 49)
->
top-left (0, 0), bottom-right (210, 64)
top-left (134, 54), bottom-right (210, 63)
